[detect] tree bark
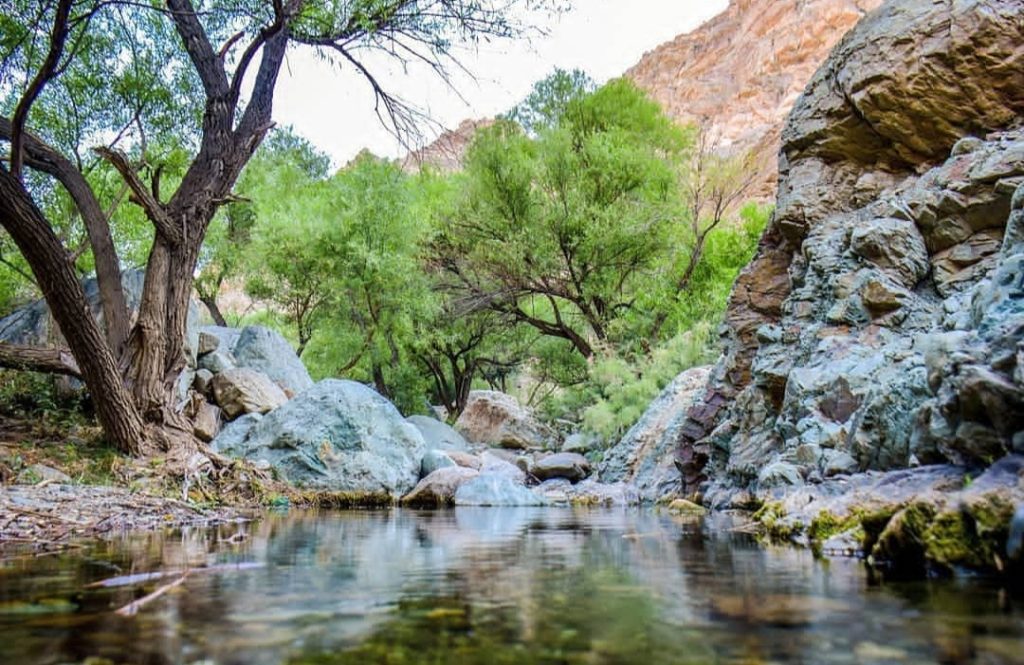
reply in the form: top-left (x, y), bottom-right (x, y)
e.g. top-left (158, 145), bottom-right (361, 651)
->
top-left (0, 342), bottom-right (81, 377)
top-left (201, 295), bottom-right (228, 327)
top-left (0, 165), bottom-right (146, 454)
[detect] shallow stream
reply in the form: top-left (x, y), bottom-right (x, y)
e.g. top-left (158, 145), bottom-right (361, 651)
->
top-left (1, 508), bottom-right (1022, 664)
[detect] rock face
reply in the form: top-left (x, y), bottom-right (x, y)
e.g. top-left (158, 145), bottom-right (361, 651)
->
top-left (625, 0), bottom-right (884, 199)
top-left (598, 366), bottom-right (711, 502)
top-left (455, 391), bottom-right (554, 449)
top-left (400, 119), bottom-right (493, 173)
top-left (675, 0), bottom-right (1024, 574)
top-left (214, 380), bottom-right (426, 496)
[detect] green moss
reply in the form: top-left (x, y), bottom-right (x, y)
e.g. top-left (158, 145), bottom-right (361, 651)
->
top-left (753, 501), bottom-right (799, 541)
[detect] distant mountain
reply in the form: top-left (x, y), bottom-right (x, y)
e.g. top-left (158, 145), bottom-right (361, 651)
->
top-left (625, 0), bottom-right (882, 198)
top-left (402, 0), bottom-right (883, 196)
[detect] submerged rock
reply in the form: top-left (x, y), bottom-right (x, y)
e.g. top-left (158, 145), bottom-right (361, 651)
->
top-left (214, 380), bottom-right (425, 496)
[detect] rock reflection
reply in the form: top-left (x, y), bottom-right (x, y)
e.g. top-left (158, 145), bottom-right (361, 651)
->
top-left (0, 508), bottom-right (1021, 664)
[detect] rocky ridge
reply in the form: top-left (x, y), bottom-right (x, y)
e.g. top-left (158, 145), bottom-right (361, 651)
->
top-left (674, 0), bottom-right (1024, 574)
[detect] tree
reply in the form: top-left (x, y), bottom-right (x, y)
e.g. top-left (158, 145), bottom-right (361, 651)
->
top-left (435, 77), bottom-right (689, 358)
top-left (0, 0), bottom-right (555, 456)
top-left (505, 67), bottom-right (594, 135)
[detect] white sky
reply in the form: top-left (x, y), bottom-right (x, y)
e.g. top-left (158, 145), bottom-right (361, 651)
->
top-left (271, 0), bottom-right (728, 165)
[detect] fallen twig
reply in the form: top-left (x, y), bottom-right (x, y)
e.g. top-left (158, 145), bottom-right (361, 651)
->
top-left (115, 570), bottom-right (190, 617)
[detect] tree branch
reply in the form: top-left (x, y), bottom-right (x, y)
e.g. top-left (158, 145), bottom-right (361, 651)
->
top-left (10, 0), bottom-right (73, 180)
top-left (93, 146), bottom-right (181, 245)
top-left (0, 341), bottom-right (81, 379)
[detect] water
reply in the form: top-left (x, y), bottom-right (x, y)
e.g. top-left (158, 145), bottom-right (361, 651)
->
top-left (1, 508), bottom-right (1022, 665)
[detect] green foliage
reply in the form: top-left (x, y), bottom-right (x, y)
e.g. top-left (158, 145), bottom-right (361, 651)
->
top-left (505, 67), bottom-right (594, 134)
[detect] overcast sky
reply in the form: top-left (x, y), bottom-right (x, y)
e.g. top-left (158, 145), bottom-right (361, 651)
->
top-left (271, 0), bottom-right (728, 165)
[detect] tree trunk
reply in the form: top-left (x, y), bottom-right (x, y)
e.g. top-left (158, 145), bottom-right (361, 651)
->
top-left (0, 341), bottom-right (81, 377)
top-left (201, 294), bottom-right (228, 327)
top-left (0, 165), bottom-right (147, 454)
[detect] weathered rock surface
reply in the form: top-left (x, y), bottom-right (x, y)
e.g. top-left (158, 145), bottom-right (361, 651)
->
top-left (598, 366), bottom-right (711, 502)
top-left (211, 368), bottom-right (289, 419)
top-left (420, 449), bottom-right (457, 477)
top-left (406, 415), bottom-right (469, 451)
top-left (534, 478), bottom-right (641, 507)
top-left (533, 452), bottom-right (592, 483)
top-left (214, 380), bottom-right (426, 496)
top-left (402, 466), bottom-right (480, 507)
top-left (678, 0), bottom-right (1024, 505)
top-left (455, 391), bottom-right (554, 449)
top-left (192, 402), bottom-right (222, 443)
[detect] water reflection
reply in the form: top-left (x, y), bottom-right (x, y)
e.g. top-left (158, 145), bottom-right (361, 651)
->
top-left (0, 508), bottom-right (1022, 664)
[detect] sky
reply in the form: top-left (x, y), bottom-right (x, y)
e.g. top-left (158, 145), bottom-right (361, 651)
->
top-left (271, 0), bottom-right (729, 165)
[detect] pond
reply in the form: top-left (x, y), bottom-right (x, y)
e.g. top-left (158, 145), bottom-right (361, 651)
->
top-left (1, 508), bottom-right (1022, 664)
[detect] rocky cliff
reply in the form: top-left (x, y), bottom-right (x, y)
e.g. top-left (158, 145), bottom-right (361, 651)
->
top-left (678, 0), bottom-right (1024, 574)
top-left (625, 0), bottom-right (883, 198)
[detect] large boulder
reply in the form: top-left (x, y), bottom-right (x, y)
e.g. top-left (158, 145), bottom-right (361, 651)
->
top-left (211, 368), bottom-right (289, 419)
top-left (406, 415), bottom-right (469, 451)
top-left (454, 391), bottom-right (554, 449)
top-left (678, 0), bottom-right (1024, 505)
top-left (232, 326), bottom-right (313, 395)
top-left (214, 380), bottom-right (426, 496)
top-left (598, 366), bottom-right (711, 502)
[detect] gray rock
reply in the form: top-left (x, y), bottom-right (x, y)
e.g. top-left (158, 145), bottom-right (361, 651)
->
top-left (197, 331), bottom-right (220, 356)
top-left (420, 449), bottom-right (457, 477)
top-left (406, 415), bottom-right (469, 451)
top-left (193, 368), bottom-right (215, 395)
top-left (534, 478), bottom-right (640, 507)
top-left (16, 463), bottom-right (71, 485)
top-left (454, 474), bottom-right (546, 506)
top-left (598, 366), bottom-right (711, 502)
top-left (232, 326), bottom-right (313, 395)
top-left (821, 450), bottom-right (859, 477)
top-left (198, 348), bottom-right (236, 374)
top-left (478, 451), bottom-right (527, 484)
top-left (211, 368), bottom-right (289, 419)
top-left (562, 432), bottom-right (599, 453)
top-left (210, 413), bottom-right (263, 453)
top-left (455, 391), bottom-right (554, 449)
top-left (193, 402), bottom-right (222, 443)
top-left (198, 326), bottom-right (243, 355)
top-left (533, 452), bottom-right (591, 482)
top-left (758, 462), bottom-right (803, 488)
top-left (215, 380), bottom-right (426, 496)
top-left (402, 466), bottom-right (479, 507)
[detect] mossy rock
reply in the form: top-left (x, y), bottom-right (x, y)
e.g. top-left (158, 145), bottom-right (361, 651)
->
top-left (666, 499), bottom-right (707, 516)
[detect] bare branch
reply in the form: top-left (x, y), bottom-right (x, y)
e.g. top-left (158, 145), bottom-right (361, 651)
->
top-left (93, 147), bottom-right (181, 245)
top-left (0, 342), bottom-right (81, 378)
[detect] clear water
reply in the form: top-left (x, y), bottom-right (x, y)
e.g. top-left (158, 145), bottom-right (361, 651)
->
top-left (1, 508), bottom-right (1023, 665)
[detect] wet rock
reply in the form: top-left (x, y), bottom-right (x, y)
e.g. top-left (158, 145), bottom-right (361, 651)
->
top-left (232, 326), bottom-right (313, 395)
top-left (454, 391), bottom-right (554, 449)
top-left (211, 368), bottom-right (289, 419)
top-left (193, 402), bottom-right (222, 443)
top-left (406, 415), bottom-right (469, 451)
top-left (533, 452), bottom-right (591, 483)
top-left (598, 365), bottom-right (712, 502)
top-left (454, 474), bottom-right (546, 506)
top-left (402, 467), bottom-right (479, 507)
top-left (16, 464), bottom-right (71, 485)
top-left (420, 449), bottom-right (457, 477)
top-left (666, 499), bottom-right (707, 516)
top-left (214, 380), bottom-right (426, 496)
